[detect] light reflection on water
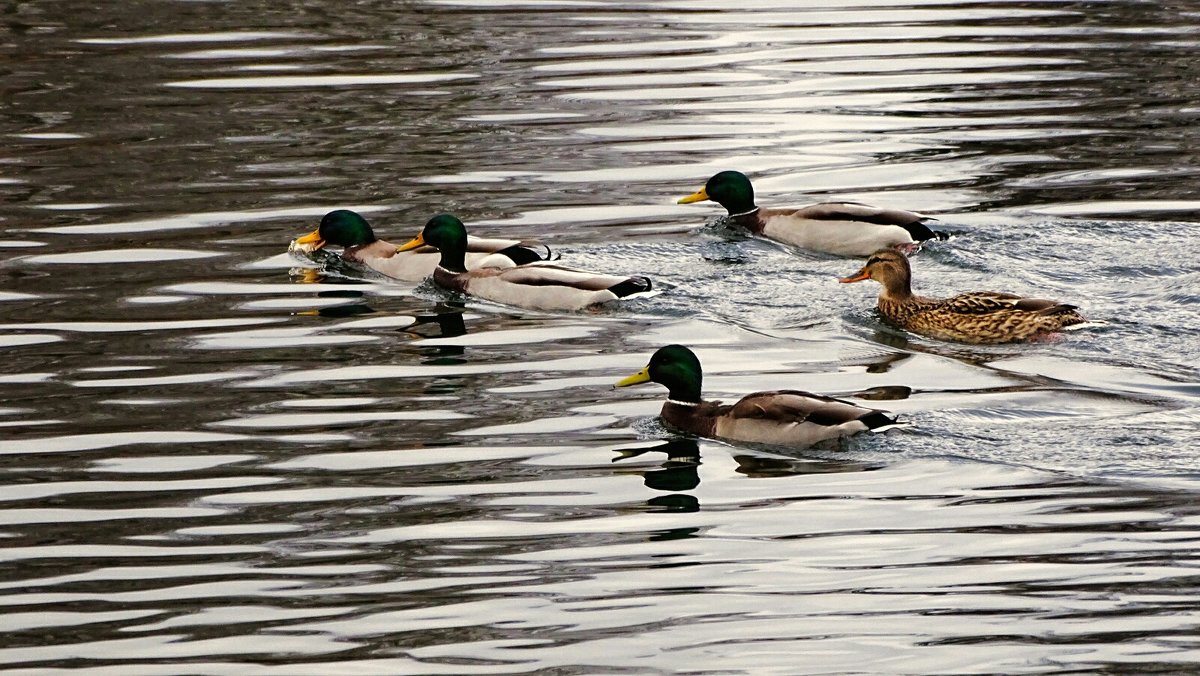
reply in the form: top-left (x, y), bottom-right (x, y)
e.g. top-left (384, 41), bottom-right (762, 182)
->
top-left (1, 0), bottom-right (1199, 673)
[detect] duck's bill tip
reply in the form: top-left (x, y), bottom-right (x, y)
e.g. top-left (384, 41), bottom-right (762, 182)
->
top-left (677, 189), bottom-right (708, 204)
top-left (838, 271), bottom-right (870, 283)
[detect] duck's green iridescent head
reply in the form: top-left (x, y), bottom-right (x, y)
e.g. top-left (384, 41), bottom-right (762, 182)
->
top-left (678, 170), bottom-right (756, 215)
top-left (297, 210), bottom-right (378, 249)
top-left (398, 213), bottom-right (470, 271)
top-left (615, 344), bottom-right (704, 403)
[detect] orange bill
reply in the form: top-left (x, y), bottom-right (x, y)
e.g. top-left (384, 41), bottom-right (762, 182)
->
top-left (838, 268), bottom-right (871, 283)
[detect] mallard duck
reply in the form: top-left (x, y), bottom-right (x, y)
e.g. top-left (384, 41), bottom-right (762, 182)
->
top-left (398, 214), bottom-right (653, 311)
top-left (615, 345), bottom-right (903, 448)
top-left (292, 209), bottom-right (555, 282)
top-left (678, 170), bottom-right (945, 257)
top-left (839, 249), bottom-right (1088, 344)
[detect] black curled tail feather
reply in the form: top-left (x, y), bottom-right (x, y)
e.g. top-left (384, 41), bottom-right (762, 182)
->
top-left (901, 219), bottom-right (949, 242)
top-left (496, 243), bottom-right (557, 265)
top-left (607, 276), bottom-right (653, 298)
top-left (859, 410), bottom-right (907, 432)
top-left (524, 241), bottom-right (560, 261)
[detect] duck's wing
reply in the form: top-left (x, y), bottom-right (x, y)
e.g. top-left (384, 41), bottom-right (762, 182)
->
top-left (790, 202), bottom-right (946, 241)
top-left (725, 391), bottom-right (880, 425)
top-left (942, 292), bottom-right (1079, 316)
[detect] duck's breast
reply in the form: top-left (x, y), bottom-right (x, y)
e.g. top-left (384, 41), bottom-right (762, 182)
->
top-left (363, 251), bottom-right (438, 282)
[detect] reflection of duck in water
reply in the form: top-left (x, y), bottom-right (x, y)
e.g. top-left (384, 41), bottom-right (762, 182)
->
top-left (615, 345), bottom-right (904, 448)
top-left (614, 439), bottom-right (701, 512)
top-left (399, 214), bottom-right (653, 312)
top-left (839, 249), bottom-right (1089, 344)
top-left (678, 170), bottom-right (946, 257)
top-left (292, 210), bottom-right (556, 282)
top-left (402, 303), bottom-right (468, 339)
top-left (614, 438), bottom-right (702, 493)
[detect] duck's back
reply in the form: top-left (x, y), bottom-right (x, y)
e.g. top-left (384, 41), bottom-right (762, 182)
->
top-left (758, 204), bottom-right (919, 256)
top-left (451, 264), bottom-right (650, 311)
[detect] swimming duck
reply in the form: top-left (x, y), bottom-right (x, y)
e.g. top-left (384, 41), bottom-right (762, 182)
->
top-left (615, 345), bottom-right (903, 448)
top-left (839, 249), bottom-right (1088, 344)
top-left (293, 210), bottom-right (555, 282)
top-left (398, 214), bottom-right (652, 311)
top-left (678, 170), bottom-right (945, 257)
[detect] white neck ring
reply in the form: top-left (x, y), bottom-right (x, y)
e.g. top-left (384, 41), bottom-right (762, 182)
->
top-left (667, 398), bottom-right (699, 407)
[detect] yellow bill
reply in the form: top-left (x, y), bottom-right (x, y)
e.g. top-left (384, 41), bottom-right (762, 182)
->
top-left (397, 233), bottom-right (426, 252)
top-left (615, 366), bottom-right (651, 388)
top-left (677, 187), bottom-right (709, 204)
top-left (295, 228), bottom-right (325, 249)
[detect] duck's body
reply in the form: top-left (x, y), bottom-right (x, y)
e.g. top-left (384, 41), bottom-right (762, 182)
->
top-left (294, 210), bottom-right (554, 282)
top-left (840, 250), bottom-right (1088, 344)
top-left (616, 345), bottom-right (902, 448)
top-left (679, 171), bottom-right (944, 257)
top-left (401, 214), bottom-right (652, 312)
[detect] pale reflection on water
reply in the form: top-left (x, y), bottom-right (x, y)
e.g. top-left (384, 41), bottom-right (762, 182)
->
top-left (0, 0), bottom-right (1198, 673)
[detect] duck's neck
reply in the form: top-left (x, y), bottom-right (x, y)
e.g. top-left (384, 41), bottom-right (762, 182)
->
top-left (438, 247), bottom-right (468, 273)
top-left (346, 240), bottom-right (393, 261)
top-left (722, 195), bottom-right (759, 218)
top-left (880, 274), bottom-right (913, 301)
top-left (729, 207), bottom-right (763, 234)
top-left (664, 373), bottom-right (702, 405)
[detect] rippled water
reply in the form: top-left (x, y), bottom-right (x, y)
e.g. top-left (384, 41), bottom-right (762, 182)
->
top-left (3, 1), bottom-right (1200, 673)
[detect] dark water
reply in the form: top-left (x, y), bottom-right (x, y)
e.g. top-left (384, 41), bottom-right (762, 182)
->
top-left (2, 1), bottom-right (1199, 673)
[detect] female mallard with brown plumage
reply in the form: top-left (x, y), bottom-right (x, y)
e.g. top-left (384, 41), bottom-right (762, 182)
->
top-left (839, 249), bottom-right (1089, 344)
top-left (678, 170), bottom-right (945, 257)
top-left (615, 345), bottom-right (903, 448)
top-left (292, 210), bottom-right (554, 282)
top-left (399, 214), bottom-right (652, 312)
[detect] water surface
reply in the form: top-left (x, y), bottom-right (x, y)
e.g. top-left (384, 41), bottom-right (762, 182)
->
top-left (1, 1), bottom-right (1199, 673)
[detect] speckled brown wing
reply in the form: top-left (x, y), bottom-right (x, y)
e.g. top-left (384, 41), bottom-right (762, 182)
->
top-left (938, 292), bottom-right (1079, 316)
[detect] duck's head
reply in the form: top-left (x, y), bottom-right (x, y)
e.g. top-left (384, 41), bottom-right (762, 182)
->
top-left (398, 214), bottom-right (469, 270)
top-left (839, 249), bottom-right (913, 295)
top-left (678, 170), bottom-right (756, 215)
top-left (296, 210), bottom-right (378, 250)
top-left (615, 344), bottom-right (703, 403)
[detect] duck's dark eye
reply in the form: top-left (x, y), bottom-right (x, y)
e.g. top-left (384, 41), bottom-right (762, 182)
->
top-left (866, 256), bottom-right (881, 266)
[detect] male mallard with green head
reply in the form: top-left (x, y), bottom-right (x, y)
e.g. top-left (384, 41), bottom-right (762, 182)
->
top-left (293, 209), bottom-right (554, 282)
top-left (399, 214), bottom-right (652, 312)
top-left (678, 170), bottom-right (945, 257)
top-left (839, 249), bottom-right (1088, 344)
top-left (615, 345), bottom-right (903, 448)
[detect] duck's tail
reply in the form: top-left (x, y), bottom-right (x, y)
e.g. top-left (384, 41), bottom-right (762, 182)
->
top-left (608, 275), bottom-right (653, 298)
top-left (901, 219), bottom-right (950, 242)
top-left (499, 242), bottom-right (559, 265)
top-left (860, 411), bottom-right (912, 433)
